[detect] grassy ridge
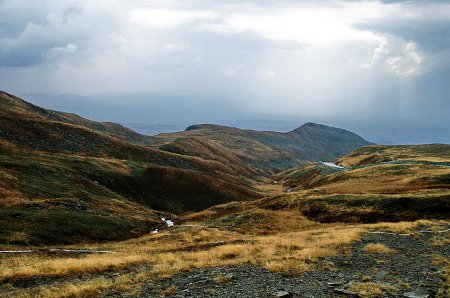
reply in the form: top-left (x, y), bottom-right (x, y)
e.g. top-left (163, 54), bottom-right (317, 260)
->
top-left (336, 144), bottom-right (450, 167)
top-left (139, 123), bottom-right (372, 172)
top-left (0, 91), bottom-right (141, 142)
top-left (263, 144), bottom-right (450, 222)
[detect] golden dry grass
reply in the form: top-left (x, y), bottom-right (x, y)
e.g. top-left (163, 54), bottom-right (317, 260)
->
top-left (0, 218), bottom-right (445, 297)
top-left (0, 254), bottom-right (146, 282)
top-left (160, 285), bottom-right (178, 296)
top-left (4, 277), bottom-right (113, 298)
top-left (254, 182), bottom-right (285, 197)
top-left (431, 236), bottom-right (450, 247)
top-left (0, 224), bottom-right (357, 296)
top-left (312, 165), bottom-right (450, 195)
top-left (362, 243), bottom-right (395, 254)
top-left (437, 264), bottom-right (449, 298)
top-left (336, 145), bottom-right (450, 167)
top-left (431, 254), bottom-right (449, 267)
top-left (347, 282), bottom-right (398, 297)
top-left (214, 274), bottom-right (233, 284)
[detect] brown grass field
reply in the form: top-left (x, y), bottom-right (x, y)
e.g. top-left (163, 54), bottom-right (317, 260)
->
top-left (1, 217), bottom-right (446, 298)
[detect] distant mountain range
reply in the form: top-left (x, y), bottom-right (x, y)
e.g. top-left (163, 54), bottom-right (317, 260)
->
top-left (141, 123), bottom-right (372, 172)
top-left (20, 92), bottom-right (450, 145)
top-left (0, 91), bottom-right (370, 244)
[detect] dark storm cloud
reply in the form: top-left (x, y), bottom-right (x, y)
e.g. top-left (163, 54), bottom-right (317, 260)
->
top-left (0, 0), bottom-right (122, 66)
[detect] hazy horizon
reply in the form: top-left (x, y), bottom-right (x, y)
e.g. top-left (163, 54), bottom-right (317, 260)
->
top-left (1, 0), bottom-right (449, 143)
top-left (12, 90), bottom-right (449, 145)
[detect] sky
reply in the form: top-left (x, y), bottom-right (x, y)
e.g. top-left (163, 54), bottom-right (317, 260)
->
top-left (0, 0), bottom-right (449, 125)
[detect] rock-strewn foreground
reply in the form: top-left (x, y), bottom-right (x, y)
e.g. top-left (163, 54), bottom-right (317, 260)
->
top-left (144, 227), bottom-right (449, 298)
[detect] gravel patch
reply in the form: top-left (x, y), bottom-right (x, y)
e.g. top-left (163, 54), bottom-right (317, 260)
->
top-left (137, 227), bottom-right (449, 298)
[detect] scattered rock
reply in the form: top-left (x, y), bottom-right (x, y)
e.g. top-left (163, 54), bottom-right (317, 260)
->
top-left (327, 281), bottom-right (343, 287)
top-left (147, 226), bottom-right (449, 298)
top-left (332, 288), bottom-right (359, 297)
top-left (403, 292), bottom-right (429, 298)
top-left (273, 290), bottom-right (293, 297)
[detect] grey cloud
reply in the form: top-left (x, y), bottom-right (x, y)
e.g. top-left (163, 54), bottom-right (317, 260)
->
top-left (355, 20), bottom-right (450, 52)
top-left (377, 0), bottom-right (450, 3)
top-left (0, 0), bottom-right (122, 66)
top-left (0, 0), bottom-right (449, 131)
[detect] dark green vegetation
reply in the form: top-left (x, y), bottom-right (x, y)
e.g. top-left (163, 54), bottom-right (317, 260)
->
top-left (262, 193), bottom-right (450, 223)
top-left (0, 91), bottom-right (371, 244)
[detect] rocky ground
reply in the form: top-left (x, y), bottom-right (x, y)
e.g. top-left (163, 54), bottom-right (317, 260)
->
top-left (140, 227), bottom-right (449, 298)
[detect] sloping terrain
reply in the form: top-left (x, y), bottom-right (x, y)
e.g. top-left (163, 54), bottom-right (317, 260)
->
top-left (264, 144), bottom-right (450, 223)
top-left (140, 122), bottom-right (372, 172)
top-left (0, 92), bottom-right (141, 142)
top-left (181, 144), bottom-right (450, 228)
top-left (0, 91), bottom-right (374, 244)
top-left (0, 93), bottom-right (449, 298)
top-left (0, 92), bottom-right (263, 244)
top-left (336, 144), bottom-right (450, 167)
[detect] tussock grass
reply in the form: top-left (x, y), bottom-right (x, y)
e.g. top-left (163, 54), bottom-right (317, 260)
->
top-left (362, 243), bottom-right (395, 254)
top-left (437, 264), bottom-right (449, 298)
top-left (1, 224), bottom-right (361, 278)
top-left (160, 285), bottom-right (178, 296)
top-left (214, 274), bottom-right (233, 284)
top-left (5, 277), bottom-right (113, 298)
top-left (431, 236), bottom-right (450, 247)
top-left (366, 220), bottom-right (427, 233)
top-left (0, 254), bottom-right (146, 282)
top-left (0, 219), bottom-right (445, 297)
top-left (348, 282), bottom-right (398, 297)
top-left (431, 254), bottom-right (449, 267)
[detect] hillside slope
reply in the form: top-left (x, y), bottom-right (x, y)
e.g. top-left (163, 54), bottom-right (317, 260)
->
top-left (264, 144), bottom-right (450, 223)
top-left (336, 144), bottom-right (450, 167)
top-left (140, 123), bottom-right (372, 172)
top-left (179, 146), bottom-right (449, 243)
top-left (1, 91), bottom-right (141, 142)
top-left (0, 91), bottom-right (373, 244)
top-left (0, 92), bottom-right (262, 244)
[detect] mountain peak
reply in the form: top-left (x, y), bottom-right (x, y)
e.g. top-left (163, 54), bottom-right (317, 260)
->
top-left (293, 122), bottom-right (343, 132)
top-left (301, 122), bottom-right (320, 127)
top-left (184, 124), bottom-right (239, 132)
